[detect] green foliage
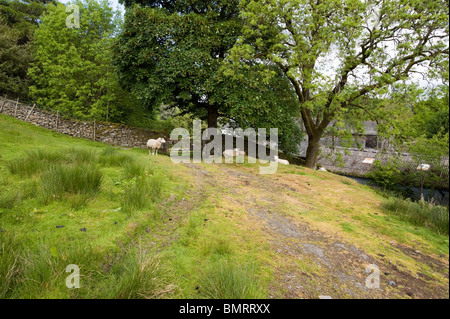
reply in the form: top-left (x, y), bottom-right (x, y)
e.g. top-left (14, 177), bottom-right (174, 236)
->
top-left (367, 160), bottom-right (401, 189)
top-left (114, 1), bottom-right (241, 127)
top-left (382, 197), bottom-right (449, 236)
top-left (28, 0), bottom-right (140, 122)
top-left (0, 0), bottom-right (50, 100)
top-left (116, 1), bottom-right (302, 153)
top-left (225, 0), bottom-right (449, 167)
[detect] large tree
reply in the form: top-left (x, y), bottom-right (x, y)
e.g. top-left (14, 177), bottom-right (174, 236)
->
top-left (225, 0), bottom-right (449, 168)
top-left (114, 0), bottom-right (242, 128)
top-left (28, 0), bottom-right (137, 121)
top-left (0, 0), bottom-right (52, 100)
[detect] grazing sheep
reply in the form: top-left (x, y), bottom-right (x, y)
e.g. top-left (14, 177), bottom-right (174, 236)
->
top-left (223, 148), bottom-right (246, 157)
top-left (274, 155), bottom-right (289, 165)
top-left (147, 137), bottom-right (166, 156)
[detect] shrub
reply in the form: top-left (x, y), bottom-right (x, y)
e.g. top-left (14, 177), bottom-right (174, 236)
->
top-left (367, 160), bottom-right (401, 189)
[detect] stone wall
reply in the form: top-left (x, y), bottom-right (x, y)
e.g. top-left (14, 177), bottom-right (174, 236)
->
top-left (0, 97), bottom-right (168, 150)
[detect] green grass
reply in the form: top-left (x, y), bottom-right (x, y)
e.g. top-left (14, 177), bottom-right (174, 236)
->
top-left (121, 176), bottom-right (163, 214)
top-left (0, 114), bottom-right (180, 298)
top-left (198, 261), bottom-right (263, 299)
top-left (39, 163), bottom-right (103, 209)
top-left (99, 147), bottom-right (134, 166)
top-left (382, 197), bottom-right (449, 236)
top-left (103, 243), bottom-right (177, 299)
top-left (0, 113), bottom-right (448, 299)
top-left (121, 161), bottom-right (147, 180)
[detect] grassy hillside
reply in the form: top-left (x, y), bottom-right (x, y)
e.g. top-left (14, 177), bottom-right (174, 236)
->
top-left (0, 114), bottom-right (448, 299)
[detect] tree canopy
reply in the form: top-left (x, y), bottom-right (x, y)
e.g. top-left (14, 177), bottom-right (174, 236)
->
top-left (0, 0), bottom-right (52, 100)
top-left (114, 0), bottom-right (242, 128)
top-left (225, 0), bottom-right (449, 167)
top-left (27, 0), bottom-right (138, 121)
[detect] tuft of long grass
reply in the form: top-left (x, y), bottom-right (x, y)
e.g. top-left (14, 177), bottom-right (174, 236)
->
top-left (98, 147), bottom-right (134, 167)
top-left (211, 239), bottom-right (232, 256)
top-left (0, 231), bottom-right (103, 298)
top-left (0, 234), bottom-right (23, 298)
top-left (148, 173), bottom-right (164, 200)
top-left (198, 261), bottom-right (263, 299)
top-left (121, 174), bottom-right (164, 214)
top-left (6, 155), bottom-right (44, 177)
top-left (0, 190), bottom-right (21, 209)
top-left (39, 163), bottom-right (103, 204)
top-left (67, 147), bottom-right (98, 164)
top-left (5, 148), bottom-right (97, 177)
top-left (121, 161), bottom-right (146, 179)
top-left (122, 178), bottom-right (150, 214)
top-left (105, 244), bottom-right (176, 299)
top-left (382, 197), bottom-right (449, 235)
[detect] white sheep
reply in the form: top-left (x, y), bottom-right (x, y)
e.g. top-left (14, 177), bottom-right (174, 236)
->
top-left (274, 155), bottom-right (289, 165)
top-left (147, 137), bottom-right (166, 156)
top-left (223, 148), bottom-right (246, 157)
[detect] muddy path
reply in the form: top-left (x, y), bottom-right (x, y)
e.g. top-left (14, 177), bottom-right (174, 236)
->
top-left (177, 162), bottom-right (449, 299)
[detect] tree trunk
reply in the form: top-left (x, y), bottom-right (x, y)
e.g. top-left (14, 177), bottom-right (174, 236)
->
top-left (305, 134), bottom-right (321, 168)
top-left (207, 104), bottom-right (218, 128)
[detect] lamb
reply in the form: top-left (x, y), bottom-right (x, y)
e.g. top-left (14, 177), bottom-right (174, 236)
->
top-left (147, 137), bottom-right (166, 156)
top-left (274, 155), bottom-right (289, 165)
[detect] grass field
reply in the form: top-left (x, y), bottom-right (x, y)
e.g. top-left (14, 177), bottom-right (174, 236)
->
top-left (0, 114), bottom-right (448, 299)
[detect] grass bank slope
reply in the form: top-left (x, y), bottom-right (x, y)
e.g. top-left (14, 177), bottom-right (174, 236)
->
top-left (0, 114), bottom-right (448, 299)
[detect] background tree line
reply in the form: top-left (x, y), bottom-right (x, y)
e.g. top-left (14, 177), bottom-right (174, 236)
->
top-left (0, 0), bottom-right (448, 171)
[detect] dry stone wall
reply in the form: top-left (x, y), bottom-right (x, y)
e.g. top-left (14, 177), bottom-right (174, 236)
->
top-left (0, 97), bottom-right (168, 150)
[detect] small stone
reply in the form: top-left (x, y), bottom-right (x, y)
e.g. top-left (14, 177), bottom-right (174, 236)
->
top-left (388, 281), bottom-right (396, 286)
